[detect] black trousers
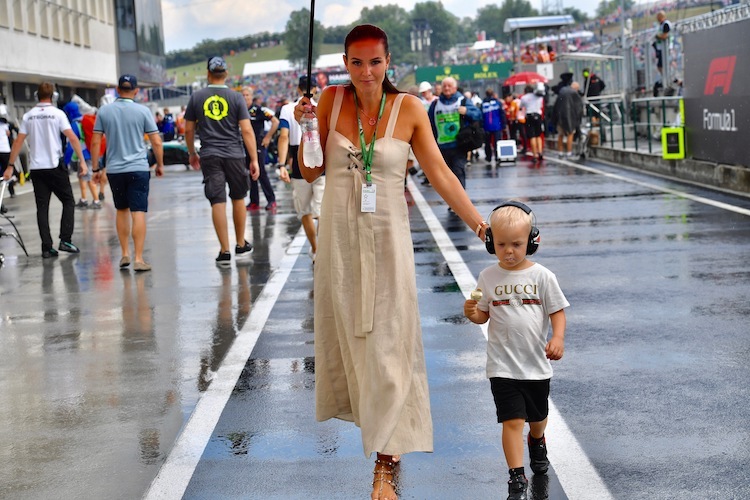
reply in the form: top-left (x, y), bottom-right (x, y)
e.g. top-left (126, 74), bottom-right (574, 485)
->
top-left (30, 165), bottom-right (75, 251)
top-left (441, 147), bottom-right (467, 189)
top-left (484, 130), bottom-right (499, 160)
top-left (249, 146), bottom-right (276, 205)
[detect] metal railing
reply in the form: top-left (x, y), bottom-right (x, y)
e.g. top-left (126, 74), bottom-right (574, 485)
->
top-left (582, 95), bottom-right (682, 155)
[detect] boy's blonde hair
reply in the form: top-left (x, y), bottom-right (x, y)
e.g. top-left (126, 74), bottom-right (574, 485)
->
top-left (489, 203), bottom-right (532, 233)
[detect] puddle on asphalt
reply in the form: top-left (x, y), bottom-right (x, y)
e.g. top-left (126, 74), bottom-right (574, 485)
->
top-left (441, 314), bottom-right (470, 325)
top-left (432, 283), bottom-right (461, 294)
top-left (217, 431), bottom-right (250, 456)
top-left (233, 357), bottom-right (316, 394)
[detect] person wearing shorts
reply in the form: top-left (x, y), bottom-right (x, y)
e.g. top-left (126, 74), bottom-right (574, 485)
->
top-left (519, 85), bottom-right (545, 163)
top-left (63, 101), bottom-right (101, 209)
top-left (277, 76), bottom-right (325, 262)
top-left (184, 56), bottom-right (260, 267)
top-left (464, 201), bottom-right (568, 500)
top-left (91, 74), bottom-right (163, 272)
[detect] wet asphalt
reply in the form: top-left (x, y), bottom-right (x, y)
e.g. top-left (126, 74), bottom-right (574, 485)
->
top-left (1, 154), bottom-right (749, 500)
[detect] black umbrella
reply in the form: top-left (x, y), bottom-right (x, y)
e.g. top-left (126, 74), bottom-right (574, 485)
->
top-left (305, 0), bottom-right (316, 98)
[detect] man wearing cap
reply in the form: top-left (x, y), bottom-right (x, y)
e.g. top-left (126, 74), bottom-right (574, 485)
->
top-left (418, 81), bottom-right (437, 111)
top-left (277, 76), bottom-right (324, 262)
top-left (3, 82), bottom-right (87, 258)
top-left (184, 56), bottom-right (260, 267)
top-left (90, 74), bottom-right (164, 272)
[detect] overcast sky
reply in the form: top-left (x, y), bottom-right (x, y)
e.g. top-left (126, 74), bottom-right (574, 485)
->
top-left (162, 0), bottom-right (603, 53)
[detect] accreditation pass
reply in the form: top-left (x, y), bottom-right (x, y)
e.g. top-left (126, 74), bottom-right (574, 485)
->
top-left (361, 184), bottom-right (376, 213)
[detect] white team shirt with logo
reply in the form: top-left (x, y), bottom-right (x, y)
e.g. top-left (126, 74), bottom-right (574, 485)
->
top-left (476, 262), bottom-right (569, 380)
top-left (19, 103), bottom-right (71, 170)
top-left (279, 97), bottom-right (317, 147)
top-left (0, 122), bottom-right (11, 153)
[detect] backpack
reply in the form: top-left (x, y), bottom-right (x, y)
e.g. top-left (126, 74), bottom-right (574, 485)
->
top-left (456, 97), bottom-right (484, 153)
top-left (456, 119), bottom-right (484, 153)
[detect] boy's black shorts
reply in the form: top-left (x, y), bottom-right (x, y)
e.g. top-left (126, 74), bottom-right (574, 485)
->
top-left (490, 377), bottom-right (550, 423)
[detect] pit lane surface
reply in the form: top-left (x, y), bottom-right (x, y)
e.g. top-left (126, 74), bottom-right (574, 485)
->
top-left (1, 155), bottom-right (749, 499)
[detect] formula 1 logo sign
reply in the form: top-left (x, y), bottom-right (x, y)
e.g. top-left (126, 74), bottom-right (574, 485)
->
top-left (683, 18), bottom-right (750, 166)
top-left (704, 56), bottom-right (736, 96)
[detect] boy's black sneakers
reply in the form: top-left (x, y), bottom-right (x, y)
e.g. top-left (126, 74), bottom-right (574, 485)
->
top-left (235, 241), bottom-right (253, 259)
top-left (215, 251), bottom-right (231, 267)
top-left (58, 241), bottom-right (80, 253)
top-left (528, 434), bottom-right (550, 475)
top-left (507, 473), bottom-right (528, 500)
top-left (42, 248), bottom-right (59, 259)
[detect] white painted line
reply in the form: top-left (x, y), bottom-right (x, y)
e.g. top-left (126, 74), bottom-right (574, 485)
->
top-left (552, 157), bottom-right (750, 217)
top-left (406, 176), bottom-right (614, 500)
top-left (143, 228), bottom-right (307, 500)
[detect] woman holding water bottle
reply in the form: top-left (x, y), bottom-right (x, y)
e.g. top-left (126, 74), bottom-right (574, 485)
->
top-left (294, 24), bottom-right (489, 500)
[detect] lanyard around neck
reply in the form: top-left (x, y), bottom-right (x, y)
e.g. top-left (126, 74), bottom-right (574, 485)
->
top-left (353, 90), bottom-right (387, 186)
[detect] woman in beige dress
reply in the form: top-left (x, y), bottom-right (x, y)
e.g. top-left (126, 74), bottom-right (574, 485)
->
top-left (295, 24), bottom-right (491, 500)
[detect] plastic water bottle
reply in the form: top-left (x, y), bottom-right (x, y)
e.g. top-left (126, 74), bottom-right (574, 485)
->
top-left (301, 112), bottom-right (323, 168)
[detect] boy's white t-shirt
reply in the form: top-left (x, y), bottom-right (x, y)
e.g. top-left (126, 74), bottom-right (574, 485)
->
top-left (476, 262), bottom-right (569, 380)
top-left (19, 103), bottom-right (71, 170)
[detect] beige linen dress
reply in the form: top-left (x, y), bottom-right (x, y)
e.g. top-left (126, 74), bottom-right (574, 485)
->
top-left (314, 86), bottom-right (434, 457)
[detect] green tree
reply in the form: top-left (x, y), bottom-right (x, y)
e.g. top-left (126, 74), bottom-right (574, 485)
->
top-left (497, 0), bottom-right (539, 42)
top-left (285, 9), bottom-right (324, 70)
top-left (411, 2), bottom-right (461, 63)
top-left (476, 5), bottom-right (506, 41)
top-left (358, 4), bottom-right (411, 63)
top-left (561, 6), bottom-right (589, 23)
top-left (457, 16), bottom-right (477, 44)
top-left (596, 0), bottom-right (634, 19)
top-left (323, 24), bottom-right (352, 44)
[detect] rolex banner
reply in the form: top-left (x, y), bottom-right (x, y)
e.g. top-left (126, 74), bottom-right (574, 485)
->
top-left (683, 18), bottom-right (750, 166)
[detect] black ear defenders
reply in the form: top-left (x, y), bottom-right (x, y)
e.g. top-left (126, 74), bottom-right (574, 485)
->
top-left (484, 200), bottom-right (540, 255)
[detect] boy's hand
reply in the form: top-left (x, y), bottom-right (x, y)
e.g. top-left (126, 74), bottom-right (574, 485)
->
top-left (545, 336), bottom-right (564, 360)
top-left (464, 299), bottom-right (478, 318)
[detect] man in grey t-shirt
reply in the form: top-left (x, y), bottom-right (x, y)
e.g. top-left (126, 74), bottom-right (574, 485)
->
top-left (92, 74), bottom-right (163, 272)
top-left (185, 56), bottom-right (259, 267)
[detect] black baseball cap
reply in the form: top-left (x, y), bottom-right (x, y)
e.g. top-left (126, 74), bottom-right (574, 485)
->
top-left (207, 56), bottom-right (228, 73)
top-left (118, 74), bottom-right (138, 90)
top-left (298, 76), bottom-right (309, 89)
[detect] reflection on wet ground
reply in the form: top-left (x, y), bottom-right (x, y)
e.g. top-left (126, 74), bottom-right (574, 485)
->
top-left (184, 177), bottom-right (568, 500)
top-left (0, 170), bottom-right (302, 499)
top-left (3, 158), bottom-right (750, 498)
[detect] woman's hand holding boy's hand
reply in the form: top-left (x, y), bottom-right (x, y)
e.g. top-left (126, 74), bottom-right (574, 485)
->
top-left (545, 336), bottom-right (564, 360)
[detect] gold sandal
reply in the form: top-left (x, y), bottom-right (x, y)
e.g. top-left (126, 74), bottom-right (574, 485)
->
top-left (372, 454), bottom-right (399, 500)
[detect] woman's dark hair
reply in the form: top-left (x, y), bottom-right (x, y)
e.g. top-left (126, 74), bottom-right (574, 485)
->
top-left (344, 24), bottom-right (402, 95)
top-left (524, 84), bottom-right (534, 95)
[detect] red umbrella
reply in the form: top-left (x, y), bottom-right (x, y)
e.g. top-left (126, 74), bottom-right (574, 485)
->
top-left (504, 72), bottom-right (548, 86)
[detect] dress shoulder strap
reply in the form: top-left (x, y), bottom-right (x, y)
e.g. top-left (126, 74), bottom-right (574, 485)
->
top-left (384, 93), bottom-right (406, 139)
top-left (329, 85), bottom-right (345, 132)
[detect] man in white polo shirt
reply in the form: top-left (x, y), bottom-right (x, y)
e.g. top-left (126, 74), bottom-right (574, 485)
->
top-left (277, 76), bottom-right (325, 262)
top-left (2, 82), bottom-right (87, 258)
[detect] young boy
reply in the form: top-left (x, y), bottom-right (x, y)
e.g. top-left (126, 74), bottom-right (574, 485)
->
top-left (464, 201), bottom-right (568, 500)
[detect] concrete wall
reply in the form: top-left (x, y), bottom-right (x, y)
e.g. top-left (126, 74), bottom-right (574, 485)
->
top-left (0, 21), bottom-right (117, 86)
top-left (590, 146), bottom-right (750, 195)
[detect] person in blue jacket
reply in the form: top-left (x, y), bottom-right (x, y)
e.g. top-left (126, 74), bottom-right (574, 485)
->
top-left (428, 77), bottom-right (482, 190)
top-left (481, 89), bottom-right (505, 164)
top-left (63, 101), bottom-right (100, 209)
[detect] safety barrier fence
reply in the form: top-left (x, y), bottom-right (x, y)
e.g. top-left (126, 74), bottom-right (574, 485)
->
top-left (585, 95), bottom-right (682, 155)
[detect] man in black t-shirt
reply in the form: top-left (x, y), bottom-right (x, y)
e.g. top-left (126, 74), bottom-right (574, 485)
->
top-left (184, 56), bottom-right (260, 266)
